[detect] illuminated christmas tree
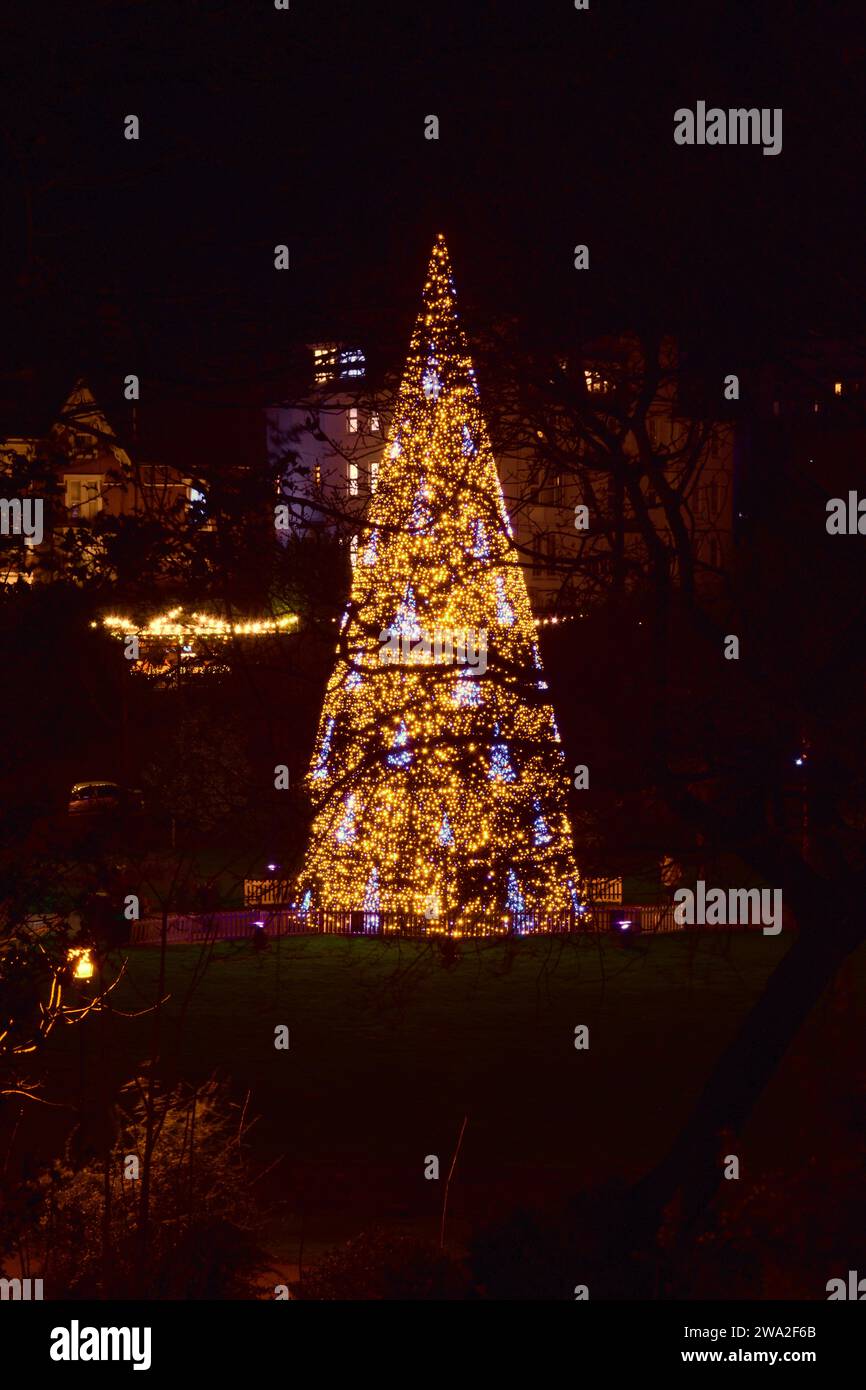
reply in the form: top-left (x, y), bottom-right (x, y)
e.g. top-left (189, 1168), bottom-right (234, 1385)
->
top-left (297, 235), bottom-right (584, 926)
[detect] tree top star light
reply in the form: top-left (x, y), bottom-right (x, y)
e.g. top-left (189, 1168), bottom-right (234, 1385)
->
top-left (297, 235), bottom-right (584, 928)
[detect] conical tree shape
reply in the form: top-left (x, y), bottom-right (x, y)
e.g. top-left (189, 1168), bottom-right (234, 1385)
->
top-left (297, 235), bottom-right (584, 925)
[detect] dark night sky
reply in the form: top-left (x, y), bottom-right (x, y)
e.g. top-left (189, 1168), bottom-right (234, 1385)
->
top-left (1, 0), bottom-right (863, 411)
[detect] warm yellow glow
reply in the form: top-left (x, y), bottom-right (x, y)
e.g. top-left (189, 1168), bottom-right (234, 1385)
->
top-left (296, 235), bottom-right (585, 923)
top-left (834, 381), bottom-right (843, 396)
top-left (101, 609), bottom-right (298, 640)
top-left (68, 947), bottom-right (95, 980)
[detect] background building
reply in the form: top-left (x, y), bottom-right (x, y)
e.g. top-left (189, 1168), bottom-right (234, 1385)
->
top-left (268, 335), bottom-right (737, 615)
top-left (0, 377), bottom-right (204, 583)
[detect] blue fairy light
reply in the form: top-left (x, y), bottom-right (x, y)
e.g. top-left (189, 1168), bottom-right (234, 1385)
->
top-left (471, 518), bottom-right (490, 559)
top-left (453, 672), bottom-right (482, 707)
top-left (422, 367), bottom-right (441, 401)
top-left (387, 720), bottom-right (413, 768)
top-left (363, 530), bottom-right (379, 565)
top-left (312, 716), bottom-right (335, 780)
top-left (533, 800), bottom-right (552, 845)
top-left (497, 491), bottom-right (514, 538)
top-left (489, 724), bottom-right (516, 782)
top-left (395, 584), bottom-right (422, 640)
top-left (363, 866), bottom-right (380, 929)
top-left (495, 575), bottom-right (515, 626)
top-left (335, 793), bottom-right (357, 844)
top-left (531, 645), bottom-right (548, 688)
top-left (506, 869), bottom-right (526, 914)
top-left (409, 477), bottom-right (434, 534)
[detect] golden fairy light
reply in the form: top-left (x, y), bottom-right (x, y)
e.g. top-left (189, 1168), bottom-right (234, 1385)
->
top-left (96, 609), bottom-right (298, 640)
top-left (296, 235), bottom-right (585, 922)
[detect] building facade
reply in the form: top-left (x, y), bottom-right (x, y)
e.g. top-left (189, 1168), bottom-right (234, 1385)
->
top-left (0, 378), bottom-right (202, 584)
top-left (268, 336), bottom-right (736, 615)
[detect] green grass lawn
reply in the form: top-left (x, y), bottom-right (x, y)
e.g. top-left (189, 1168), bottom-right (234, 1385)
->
top-left (18, 931), bottom-right (865, 1269)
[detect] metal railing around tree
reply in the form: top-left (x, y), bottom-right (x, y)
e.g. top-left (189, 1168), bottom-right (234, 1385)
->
top-left (128, 903), bottom-right (694, 945)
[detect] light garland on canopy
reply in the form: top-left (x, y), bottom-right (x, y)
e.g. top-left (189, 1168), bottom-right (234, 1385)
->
top-left (96, 608), bottom-right (298, 641)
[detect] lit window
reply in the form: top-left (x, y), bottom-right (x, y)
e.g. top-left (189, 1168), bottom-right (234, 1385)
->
top-left (64, 475), bottom-right (102, 520)
top-left (312, 344), bottom-right (365, 383)
top-left (348, 460), bottom-right (359, 497)
top-left (347, 407), bottom-right (359, 434)
top-left (313, 344), bottom-right (337, 385)
top-left (834, 381), bottom-right (843, 396)
top-left (339, 349), bottom-right (365, 379)
top-left (584, 369), bottom-right (609, 393)
top-left (370, 414), bottom-right (380, 432)
top-left (370, 456), bottom-right (378, 493)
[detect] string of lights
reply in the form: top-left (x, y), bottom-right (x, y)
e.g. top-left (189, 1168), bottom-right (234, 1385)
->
top-left (96, 609), bottom-right (298, 640)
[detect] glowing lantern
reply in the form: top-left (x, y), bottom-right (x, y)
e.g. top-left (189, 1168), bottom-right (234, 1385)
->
top-left (68, 947), bottom-right (95, 980)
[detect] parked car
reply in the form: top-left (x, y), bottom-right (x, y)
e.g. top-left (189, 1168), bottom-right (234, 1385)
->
top-left (67, 782), bottom-right (142, 816)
